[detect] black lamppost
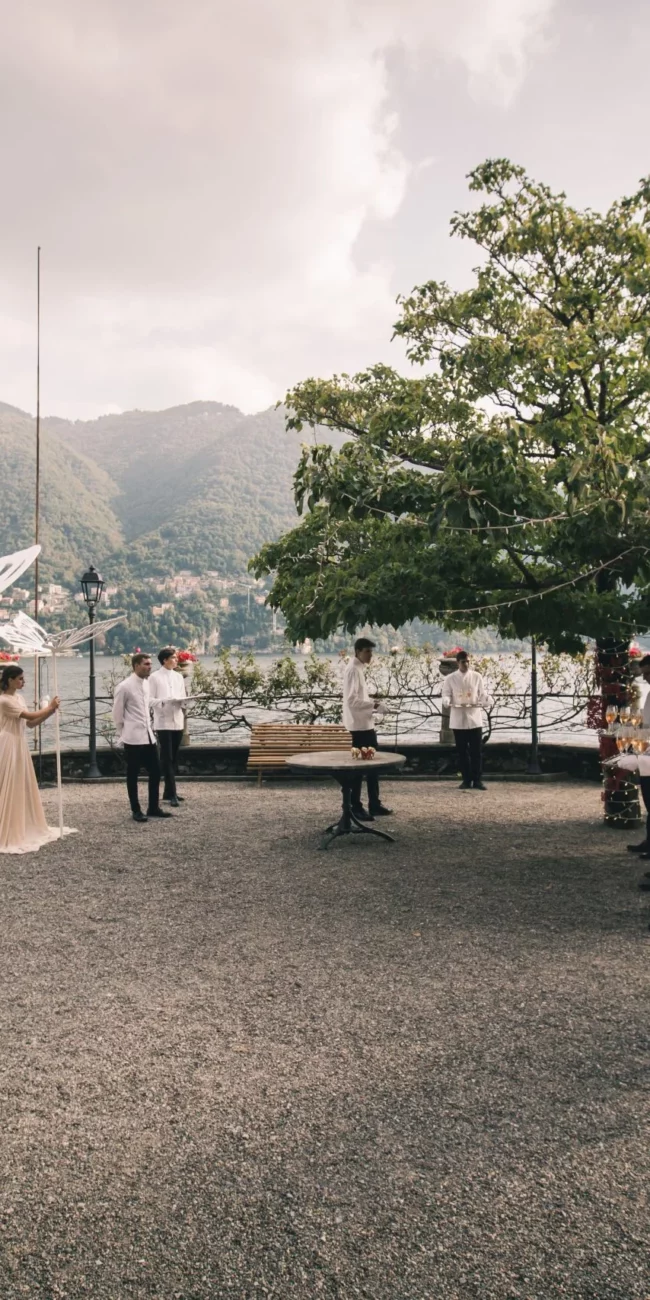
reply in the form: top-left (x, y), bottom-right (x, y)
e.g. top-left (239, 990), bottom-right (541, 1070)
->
top-left (527, 636), bottom-right (541, 775)
top-left (81, 565), bottom-right (104, 779)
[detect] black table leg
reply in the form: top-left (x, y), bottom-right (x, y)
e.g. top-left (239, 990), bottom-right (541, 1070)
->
top-left (320, 777), bottom-right (395, 850)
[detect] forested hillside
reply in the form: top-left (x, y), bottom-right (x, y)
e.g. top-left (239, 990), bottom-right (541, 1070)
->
top-left (0, 401), bottom-right (306, 584)
top-left (0, 407), bottom-right (124, 580)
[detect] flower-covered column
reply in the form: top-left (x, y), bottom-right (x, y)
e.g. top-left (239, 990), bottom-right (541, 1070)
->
top-left (175, 649), bottom-right (198, 747)
top-left (595, 641), bottom-right (642, 828)
top-left (438, 648), bottom-right (463, 745)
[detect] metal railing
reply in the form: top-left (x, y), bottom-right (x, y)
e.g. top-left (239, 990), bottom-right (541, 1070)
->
top-left (43, 687), bottom-right (596, 751)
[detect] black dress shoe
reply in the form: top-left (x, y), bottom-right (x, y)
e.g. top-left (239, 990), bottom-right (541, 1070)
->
top-left (132, 811), bottom-right (147, 823)
top-left (473, 781), bottom-right (487, 790)
top-left (627, 841), bottom-right (649, 853)
top-left (351, 805), bottom-right (374, 822)
top-left (369, 804), bottom-right (393, 816)
top-left (458, 781), bottom-right (472, 790)
top-left (163, 794), bottom-right (185, 803)
top-left (638, 876), bottom-right (650, 890)
top-left (147, 807), bottom-right (173, 818)
top-left (167, 796), bottom-right (181, 808)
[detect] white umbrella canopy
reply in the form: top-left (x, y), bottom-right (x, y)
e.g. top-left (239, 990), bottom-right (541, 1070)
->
top-left (0, 610), bottom-right (126, 838)
top-left (0, 545), bottom-right (41, 596)
top-left (0, 609), bottom-right (125, 655)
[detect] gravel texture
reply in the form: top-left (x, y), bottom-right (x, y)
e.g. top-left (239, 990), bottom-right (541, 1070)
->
top-left (0, 778), bottom-right (649, 1300)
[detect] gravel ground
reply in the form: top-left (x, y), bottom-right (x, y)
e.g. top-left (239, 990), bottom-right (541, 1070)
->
top-left (0, 778), bottom-right (649, 1300)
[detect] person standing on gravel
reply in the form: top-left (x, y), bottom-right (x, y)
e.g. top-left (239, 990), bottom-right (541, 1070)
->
top-left (441, 649), bottom-right (492, 790)
top-left (112, 653), bottom-right (172, 824)
top-left (342, 637), bottom-right (392, 821)
top-left (630, 654), bottom-right (650, 877)
top-left (149, 647), bottom-right (187, 808)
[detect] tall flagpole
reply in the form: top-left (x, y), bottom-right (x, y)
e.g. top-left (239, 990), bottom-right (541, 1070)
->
top-left (33, 247), bottom-right (42, 749)
top-left (34, 246), bottom-right (41, 635)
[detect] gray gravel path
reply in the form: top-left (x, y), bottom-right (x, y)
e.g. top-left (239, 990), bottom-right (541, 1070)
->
top-left (0, 779), bottom-right (648, 1299)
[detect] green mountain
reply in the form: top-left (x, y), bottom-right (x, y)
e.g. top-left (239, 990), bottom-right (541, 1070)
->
top-left (0, 401), bottom-right (307, 585)
top-left (0, 406), bottom-right (124, 580)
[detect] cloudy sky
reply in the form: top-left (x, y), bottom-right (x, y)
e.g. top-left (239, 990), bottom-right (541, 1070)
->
top-left (1, 0), bottom-right (649, 419)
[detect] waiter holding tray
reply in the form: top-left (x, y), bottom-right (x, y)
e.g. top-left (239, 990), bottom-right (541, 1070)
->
top-left (342, 637), bottom-right (393, 821)
top-left (149, 647), bottom-right (188, 807)
top-left (441, 649), bottom-right (493, 790)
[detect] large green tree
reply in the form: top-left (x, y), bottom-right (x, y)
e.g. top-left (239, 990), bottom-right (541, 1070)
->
top-left (252, 159), bottom-right (650, 655)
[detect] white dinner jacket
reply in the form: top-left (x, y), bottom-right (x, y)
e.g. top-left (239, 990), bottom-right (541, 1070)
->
top-left (148, 666), bottom-right (187, 732)
top-left (112, 674), bottom-right (156, 746)
top-left (441, 668), bottom-right (493, 731)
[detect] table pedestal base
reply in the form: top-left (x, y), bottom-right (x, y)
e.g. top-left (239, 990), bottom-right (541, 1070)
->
top-left (320, 777), bottom-right (395, 850)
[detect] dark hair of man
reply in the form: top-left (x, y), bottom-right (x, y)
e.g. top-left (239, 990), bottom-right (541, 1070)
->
top-left (455, 650), bottom-right (469, 662)
top-left (638, 654), bottom-right (650, 669)
top-left (131, 652), bottom-right (150, 669)
top-left (0, 663), bottom-right (23, 692)
top-left (158, 647), bottom-right (176, 665)
top-left (354, 637), bottom-right (376, 653)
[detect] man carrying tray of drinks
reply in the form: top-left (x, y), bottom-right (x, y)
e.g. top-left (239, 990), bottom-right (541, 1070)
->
top-left (441, 649), bottom-right (493, 791)
top-left (342, 637), bottom-right (393, 822)
top-left (605, 654), bottom-right (650, 879)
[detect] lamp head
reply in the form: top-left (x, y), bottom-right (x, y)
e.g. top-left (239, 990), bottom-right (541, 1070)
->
top-left (80, 565), bottom-right (104, 609)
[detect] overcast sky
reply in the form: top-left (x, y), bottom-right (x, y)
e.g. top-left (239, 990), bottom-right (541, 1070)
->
top-left (1, 0), bottom-right (649, 419)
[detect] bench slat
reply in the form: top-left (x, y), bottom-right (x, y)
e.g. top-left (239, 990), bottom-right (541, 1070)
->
top-left (247, 722), bottom-right (351, 773)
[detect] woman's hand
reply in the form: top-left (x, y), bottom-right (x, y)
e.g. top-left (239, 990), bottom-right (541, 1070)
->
top-left (49, 696), bottom-right (61, 713)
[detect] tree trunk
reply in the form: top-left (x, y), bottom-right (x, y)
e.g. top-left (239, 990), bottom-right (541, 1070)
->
top-left (595, 639), bottom-right (641, 828)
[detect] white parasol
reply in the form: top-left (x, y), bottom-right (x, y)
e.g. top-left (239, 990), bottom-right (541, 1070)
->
top-left (0, 545), bottom-right (41, 595)
top-left (0, 610), bottom-right (125, 838)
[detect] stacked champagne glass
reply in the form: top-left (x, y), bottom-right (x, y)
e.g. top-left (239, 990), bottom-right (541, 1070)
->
top-left (605, 704), bottom-right (650, 758)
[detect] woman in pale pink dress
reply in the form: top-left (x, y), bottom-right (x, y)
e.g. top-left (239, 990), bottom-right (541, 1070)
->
top-left (0, 663), bottom-right (61, 854)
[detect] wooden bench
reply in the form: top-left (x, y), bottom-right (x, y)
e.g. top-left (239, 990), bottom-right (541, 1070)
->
top-left (247, 723), bottom-right (352, 784)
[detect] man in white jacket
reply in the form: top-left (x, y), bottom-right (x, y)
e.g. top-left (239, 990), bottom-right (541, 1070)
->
top-left (342, 637), bottom-right (392, 820)
top-left (148, 647), bottom-right (187, 808)
top-left (112, 653), bottom-right (172, 822)
top-left (441, 649), bottom-right (492, 790)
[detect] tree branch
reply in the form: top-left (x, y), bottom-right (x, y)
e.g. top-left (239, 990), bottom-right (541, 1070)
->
top-left (504, 545), bottom-right (541, 589)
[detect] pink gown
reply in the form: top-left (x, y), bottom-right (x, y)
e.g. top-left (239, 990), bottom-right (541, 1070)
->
top-left (0, 692), bottom-right (61, 854)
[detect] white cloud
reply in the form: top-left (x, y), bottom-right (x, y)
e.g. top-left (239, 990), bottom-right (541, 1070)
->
top-left (374, 0), bottom-right (555, 106)
top-left (0, 0), bottom-right (555, 417)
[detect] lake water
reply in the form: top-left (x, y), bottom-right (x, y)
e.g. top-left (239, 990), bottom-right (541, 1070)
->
top-left (20, 650), bottom-right (611, 752)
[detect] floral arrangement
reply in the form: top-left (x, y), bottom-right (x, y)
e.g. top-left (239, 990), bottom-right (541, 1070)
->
top-left (176, 650), bottom-right (199, 666)
top-left (629, 646), bottom-right (642, 658)
top-left (443, 646), bottom-right (465, 658)
top-left (351, 745), bottom-right (376, 760)
top-left (0, 650), bottom-right (19, 662)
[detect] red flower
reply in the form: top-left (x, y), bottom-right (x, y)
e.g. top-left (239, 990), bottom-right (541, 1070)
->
top-left (0, 651), bottom-right (19, 662)
top-left (177, 650), bottom-right (198, 663)
top-left (443, 646), bottom-right (465, 658)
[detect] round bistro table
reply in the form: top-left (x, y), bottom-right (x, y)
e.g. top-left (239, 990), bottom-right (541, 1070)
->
top-left (286, 750), bottom-right (407, 850)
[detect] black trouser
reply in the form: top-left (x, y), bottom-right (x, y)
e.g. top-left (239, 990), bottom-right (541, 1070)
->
top-left (351, 729), bottom-right (381, 810)
top-left (453, 727), bottom-right (483, 785)
top-left (123, 743), bottom-right (160, 814)
top-left (156, 729), bottom-right (183, 799)
top-left (640, 776), bottom-right (650, 844)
